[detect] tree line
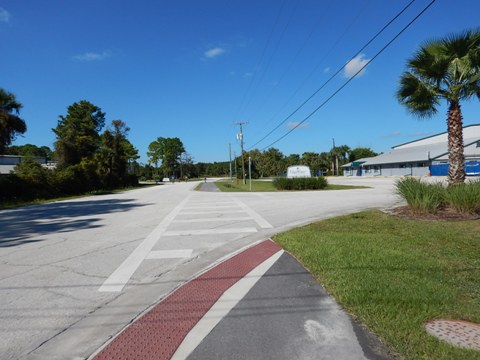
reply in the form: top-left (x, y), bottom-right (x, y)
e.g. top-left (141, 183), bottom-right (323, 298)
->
top-left (1, 91), bottom-right (140, 202)
top-left (143, 144), bottom-right (377, 180)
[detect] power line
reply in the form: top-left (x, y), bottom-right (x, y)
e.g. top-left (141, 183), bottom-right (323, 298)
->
top-left (260, 0), bottom-right (437, 151)
top-left (241, 0), bottom-right (300, 119)
top-left (247, 0), bottom-right (336, 122)
top-left (234, 0), bottom-right (286, 119)
top-left (250, 0), bottom-right (367, 129)
top-left (248, 0), bottom-right (417, 150)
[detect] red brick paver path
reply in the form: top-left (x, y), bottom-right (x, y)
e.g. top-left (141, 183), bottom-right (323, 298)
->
top-left (93, 240), bottom-right (282, 360)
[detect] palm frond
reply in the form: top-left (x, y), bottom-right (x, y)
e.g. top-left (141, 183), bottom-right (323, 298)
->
top-left (408, 41), bottom-right (450, 84)
top-left (397, 72), bottom-right (440, 118)
top-left (441, 28), bottom-right (480, 59)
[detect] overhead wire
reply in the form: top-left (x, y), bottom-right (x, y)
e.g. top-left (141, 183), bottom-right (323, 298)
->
top-left (251, 0), bottom-right (367, 129)
top-left (234, 0), bottom-right (286, 119)
top-left (241, 0), bottom-right (301, 119)
top-left (260, 0), bottom-right (437, 151)
top-left (248, 0), bottom-right (417, 150)
top-left (247, 0), bottom-right (335, 122)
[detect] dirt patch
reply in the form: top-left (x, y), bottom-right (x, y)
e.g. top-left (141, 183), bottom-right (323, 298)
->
top-left (389, 206), bottom-right (480, 221)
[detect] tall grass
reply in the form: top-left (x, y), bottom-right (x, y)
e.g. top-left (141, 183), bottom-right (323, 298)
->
top-left (396, 178), bottom-right (480, 215)
top-left (444, 180), bottom-right (480, 214)
top-left (395, 178), bottom-right (445, 214)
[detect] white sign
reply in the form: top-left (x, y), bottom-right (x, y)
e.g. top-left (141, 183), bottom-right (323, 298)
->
top-left (287, 165), bottom-right (311, 178)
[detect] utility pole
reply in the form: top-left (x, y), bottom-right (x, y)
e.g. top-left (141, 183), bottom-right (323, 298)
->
top-left (235, 122), bottom-right (248, 184)
top-left (228, 142), bottom-right (232, 180)
top-left (332, 138), bottom-right (338, 176)
top-left (234, 151), bottom-right (237, 179)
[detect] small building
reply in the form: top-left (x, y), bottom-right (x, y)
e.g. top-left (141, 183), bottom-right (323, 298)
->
top-left (342, 124), bottom-right (480, 177)
top-left (0, 155), bottom-right (49, 174)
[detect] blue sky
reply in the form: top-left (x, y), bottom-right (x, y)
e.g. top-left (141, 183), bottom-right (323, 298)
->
top-left (1, 0), bottom-right (479, 164)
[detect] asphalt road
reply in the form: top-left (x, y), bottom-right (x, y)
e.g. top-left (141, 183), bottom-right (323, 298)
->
top-left (0, 177), bottom-right (399, 359)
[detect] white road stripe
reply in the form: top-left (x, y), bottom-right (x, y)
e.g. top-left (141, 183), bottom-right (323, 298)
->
top-left (231, 197), bottom-right (273, 228)
top-left (170, 249), bottom-right (284, 360)
top-left (173, 217), bottom-right (252, 223)
top-left (99, 196), bottom-right (191, 292)
top-left (183, 205), bottom-right (237, 210)
top-left (164, 228), bottom-right (257, 236)
top-left (181, 210), bottom-right (246, 215)
top-left (146, 249), bottom-right (193, 259)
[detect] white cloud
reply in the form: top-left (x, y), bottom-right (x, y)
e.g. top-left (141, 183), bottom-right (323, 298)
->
top-left (204, 47), bottom-right (225, 59)
top-left (344, 54), bottom-right (370, 78)
top-left (0, 8), bottom-right (11, 23)
top-left (73, 50), bottom-right (112, 62)
top-left (382, 131), bottom-right (402, 138)
top-left (287, 122), bottom-right (309, 129)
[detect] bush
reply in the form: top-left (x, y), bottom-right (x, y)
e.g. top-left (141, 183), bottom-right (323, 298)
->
top-left (444, 180), bottom-right (480, 214)
top-left (273, 177), bottom-right (328, 191)
top-left (395, 178), bottom-right (445, 214)
top-left (14, 160), bottom-right (53, 199)
top-left (0, 173), bottom-right (28, 202)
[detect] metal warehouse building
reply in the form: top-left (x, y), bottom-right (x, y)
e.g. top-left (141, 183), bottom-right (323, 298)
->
top-left (343, 124), bottom-right (480, 177)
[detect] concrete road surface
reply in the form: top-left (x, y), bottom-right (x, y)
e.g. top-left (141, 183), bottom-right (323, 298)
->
top-left (0, 177), bottom-right (399, 359)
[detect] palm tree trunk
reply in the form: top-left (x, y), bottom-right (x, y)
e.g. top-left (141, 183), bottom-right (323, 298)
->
top-left (447, 101), bottom-right (465, 185)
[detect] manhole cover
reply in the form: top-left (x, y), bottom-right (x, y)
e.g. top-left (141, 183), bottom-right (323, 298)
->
top-left (425, 319), bottom-right (480, 350)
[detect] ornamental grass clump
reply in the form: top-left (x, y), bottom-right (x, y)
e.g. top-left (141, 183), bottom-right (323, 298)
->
top-left (273, 177), bottom-right (328, 191)
top-left (395, 178), bottom-right (445, 214)
top-left (444, 180), bottom-right (480, 214)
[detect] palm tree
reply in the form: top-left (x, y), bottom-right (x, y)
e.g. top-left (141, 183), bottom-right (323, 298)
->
top-left (397, 29), bottom-right (480, 185)
top-left (0, 88), bottom-right (27, 154)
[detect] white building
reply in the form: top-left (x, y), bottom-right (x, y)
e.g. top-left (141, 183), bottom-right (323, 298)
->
top-left (0, 155), bottom-right (50, 174)
top-left (343, 124), bottom-right (480, 177)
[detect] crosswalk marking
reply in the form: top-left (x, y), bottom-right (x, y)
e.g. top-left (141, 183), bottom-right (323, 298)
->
top-left (164, 228), bottom-right (258, 236)
top-left (173, 217), bottom-right (252, 223)
top-left (99, 195), bottom-right (271, 292)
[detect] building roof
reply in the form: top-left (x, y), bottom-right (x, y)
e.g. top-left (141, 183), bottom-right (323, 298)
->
top-left (342, 124), bottom-right (480, 167)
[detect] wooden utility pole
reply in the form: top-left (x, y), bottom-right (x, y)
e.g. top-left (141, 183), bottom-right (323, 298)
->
top-left (235, 122), bottom-right (248, 184)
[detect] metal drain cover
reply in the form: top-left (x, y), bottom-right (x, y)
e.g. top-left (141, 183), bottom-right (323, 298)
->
top-left (425, 319), bottom-right (480, 350)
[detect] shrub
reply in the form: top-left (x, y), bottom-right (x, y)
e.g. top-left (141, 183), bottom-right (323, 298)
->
top-left (444, 180), bottom-right (480, 214)
top-left (0, 173), bottom-right (28, 202)
top-left (395, 178), bottom-right (445, 214)
top-left (273, 177), bottom-right (328, 191)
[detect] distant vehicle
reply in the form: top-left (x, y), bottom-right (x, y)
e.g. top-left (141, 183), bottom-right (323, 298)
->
top-left (287, 165), bottom-right (311, 178)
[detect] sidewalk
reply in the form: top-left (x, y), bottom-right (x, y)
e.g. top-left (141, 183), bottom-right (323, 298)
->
top-left (90, 240), bottom-right (392, 360)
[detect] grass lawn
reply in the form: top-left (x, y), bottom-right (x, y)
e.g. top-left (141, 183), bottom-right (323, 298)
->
top-left (215, 179), bottom-right (368, 192)
top-left (274, 210), bottom-right (480, 360)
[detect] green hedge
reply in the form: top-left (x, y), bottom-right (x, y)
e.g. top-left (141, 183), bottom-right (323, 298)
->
top-left (0, 160), bottom-right (138, 204)
top-left (272, 177), bottom-right (328, 190)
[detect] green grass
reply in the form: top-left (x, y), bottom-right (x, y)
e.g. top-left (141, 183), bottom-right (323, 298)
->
top-left (274, 210), bottom-right (480, 360)
top-left (215, 179), bottom-right (369, 192)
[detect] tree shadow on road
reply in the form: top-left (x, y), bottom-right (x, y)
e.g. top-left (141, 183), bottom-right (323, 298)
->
top-left (0, 198), bottom-right (151, 248)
